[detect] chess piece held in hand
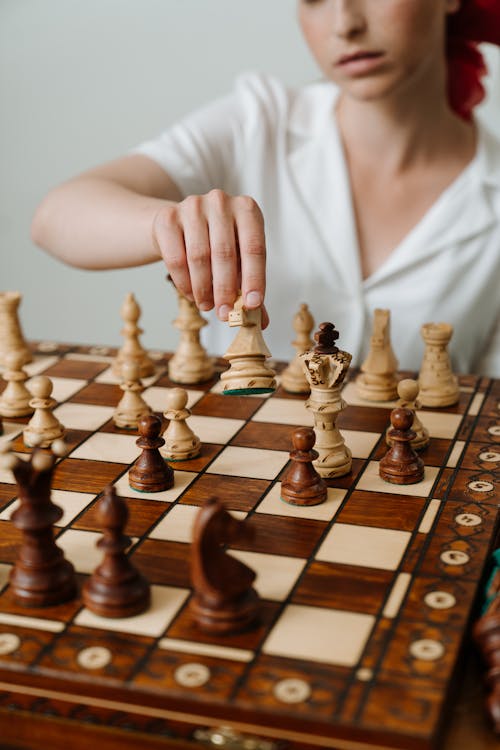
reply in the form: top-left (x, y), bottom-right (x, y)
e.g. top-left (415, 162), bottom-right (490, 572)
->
top-left (190, 498), bottom-right (259, 634)
top-left (129, 414), bottom-right (174, 492)
top-left (220, 295), bottom-right (276, 395)
top-left (280, 427), bottom-right (327, 506)
top-left (82, 484), bottom-right (150, 618)
top-left (0, 438), bottom-right (76, 607)
top-left (380, 407), bottom-right (425, 485)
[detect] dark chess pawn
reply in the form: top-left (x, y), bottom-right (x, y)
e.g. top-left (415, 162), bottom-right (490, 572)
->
top-left (190, 498), bottom-right (259, 635)
top-left (129, 414), bottom-right (174, 492)
top-left (82, 485), bottom-right (150, 618)
top-left (280, 427), bottom-right (327, 506)
top-left (0, 439), bottom-right (76, 607)
top-left (379, 407), bottom-right (425, 485)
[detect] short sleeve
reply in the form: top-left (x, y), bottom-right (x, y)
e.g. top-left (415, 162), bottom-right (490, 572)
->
top-left (131, 72), bottom-right (295, 199)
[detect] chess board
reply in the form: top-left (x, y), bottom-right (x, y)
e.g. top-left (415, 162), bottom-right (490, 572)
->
top-left (0, 341), bottom-right (499, 750)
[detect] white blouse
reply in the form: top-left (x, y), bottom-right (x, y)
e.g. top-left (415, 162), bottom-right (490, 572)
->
top-left (134, 73), bottom-right (500, 376)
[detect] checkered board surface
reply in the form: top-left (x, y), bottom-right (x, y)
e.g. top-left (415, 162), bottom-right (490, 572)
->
top-left (0, 342), bottom-right (498, 750)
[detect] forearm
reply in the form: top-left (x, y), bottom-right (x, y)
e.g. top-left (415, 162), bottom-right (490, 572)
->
top-left (31, 177), bottom-right (168, 270)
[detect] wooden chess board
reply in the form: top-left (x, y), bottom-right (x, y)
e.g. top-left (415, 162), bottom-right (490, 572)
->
top-left (0, 342), bottom-right (498, 750)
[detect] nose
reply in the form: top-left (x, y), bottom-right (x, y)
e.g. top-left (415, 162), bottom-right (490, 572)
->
top-left (332, 0), bottom-right (366, 39)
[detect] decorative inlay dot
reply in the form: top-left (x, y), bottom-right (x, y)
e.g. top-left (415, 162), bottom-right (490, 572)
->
top-left (440, 549), bottom-right (470, 566)
top-left (455, 513), bottom-right (482, 527)
top-left (409, 639), bottom-right (445, 661)
top-left (424, 591), bottom-right (456, 610)
top-left (0, 633), bottom-right (21, 655)
top-left (468, 480), bottom-right (494, 493)
top-left (479, 451), bottom-right (500, 463)
top-left (273, 678), bottom-right (311, 704)
top-left (77, 646), bottom-right (112, 670)
top-left (88, 346), bottom-right (110, 356)
top-left (174, 662), bottom-right (210, 688)
top-left (487, 425), bottom-right (500, 437)
top-left (37, 341), bottom-right (58, 353)
top-left (355, 667), bottom-right (374, 682)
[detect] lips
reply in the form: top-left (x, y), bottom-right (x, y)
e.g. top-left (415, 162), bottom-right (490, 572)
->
top-left (337, 50), bottom-right (384, 66)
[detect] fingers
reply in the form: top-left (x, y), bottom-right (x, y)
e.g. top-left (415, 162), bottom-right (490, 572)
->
top-left (154, 191), bottom-right (267, 324)
top-left (152, 205), bottom-right (192, 300)
top-left (232, 196), bottom-right (266, 311)
top-left (206, 191), bottom-right (238, 319)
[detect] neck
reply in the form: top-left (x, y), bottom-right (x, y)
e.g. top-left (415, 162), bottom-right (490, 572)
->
top-left (336, 62), bottom-right (475, 174)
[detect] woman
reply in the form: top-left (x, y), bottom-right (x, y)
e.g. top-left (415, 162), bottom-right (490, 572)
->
top-left (31, 1), bottom-right (500, 373)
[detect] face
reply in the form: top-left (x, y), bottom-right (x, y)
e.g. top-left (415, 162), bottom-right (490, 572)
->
top-left (297, 0), bottom-right (460, 103)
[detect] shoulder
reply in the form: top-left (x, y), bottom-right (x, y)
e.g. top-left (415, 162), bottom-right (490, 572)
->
top-left (231, 72), bottom-right (339, 136)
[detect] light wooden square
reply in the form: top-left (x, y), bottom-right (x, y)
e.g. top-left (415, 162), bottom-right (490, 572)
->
top-left (96, 367), bottom-right (161, 388)
top-left (115, 470), bottom-right (198, 503)
top-left (415, 411), bottom-right (462, 440)
top-left (252, 398), bottom-right (313, 426)
top-left (186, 415), bottom-right (245, 444)
top-left (23, 355), bottom-right (59, 377)
top-left (356, 461), bottom-right (439, 497)
top-left (228, 550), bottom-right (306, 601)
top-left (316, 523), bottom-right (411, 571)
top-left (53, 403), bottom-right (114, 431)
top-left (263, 604), bottom-right (375, 667)
top-left (342, 382), bottom-right (396, 409)
top-left (70, 432), bottom-right (138, 463)
top-left (342, 429), bottom-right (380, 459)
top-left (56, 528), bottom-right (107, 573)
top-left (26, 375), bottom-right (88, 403)
top-left (75, 585), bottom-right (189, 637)
top-left (150, 503), bottom-right (246, 544)
top-left (0, 490), bottom-right (95, 526)
top-left (206, 446), bottom-right (289, 480)
top-left (143, 386), bottom-right (203, 412)
top-left (256, 484), bottom-right (346, 521)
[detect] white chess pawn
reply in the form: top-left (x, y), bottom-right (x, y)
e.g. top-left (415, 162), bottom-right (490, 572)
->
top-left (161, 387), bottom-right (201, 461)
top-left (23, 376), bottom-right (65, 448)
top-left (112, 292), bottom-right (155, 379)
top-left (281, 303), bottom-right (314, 394)
top-left (168, 288), bottom-right (214, 384)
top-left (386, 378), bottom-right (430, 451)
top-left (0, 351), bottom-right (34, 418)
top-left (113, 360), bottom-right (152, 429)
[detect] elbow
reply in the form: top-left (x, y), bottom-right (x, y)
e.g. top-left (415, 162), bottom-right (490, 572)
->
top-left (31, 193), bottom-right (55, 252)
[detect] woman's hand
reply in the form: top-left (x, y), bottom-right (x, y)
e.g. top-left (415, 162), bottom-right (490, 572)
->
top-left (153, 189), bottom-right (268, 326)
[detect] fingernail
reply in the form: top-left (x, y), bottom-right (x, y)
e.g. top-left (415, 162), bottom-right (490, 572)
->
top-left (245, 291), bottom-right (262, 307)
top-left (218, 304), bottom-right (231, 320)
top-left (199, 302), bottom-right (211, 311)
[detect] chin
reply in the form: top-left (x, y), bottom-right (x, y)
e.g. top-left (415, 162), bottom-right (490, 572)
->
top-left (336, 76), bottom-right (402, 104)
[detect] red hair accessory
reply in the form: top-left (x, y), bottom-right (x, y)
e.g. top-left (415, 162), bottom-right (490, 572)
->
top-left (447, 0), bottom-right (500, 120)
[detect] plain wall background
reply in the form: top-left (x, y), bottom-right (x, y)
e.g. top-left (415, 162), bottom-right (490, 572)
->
top-left (1, 0), bottom-right (499, 352)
